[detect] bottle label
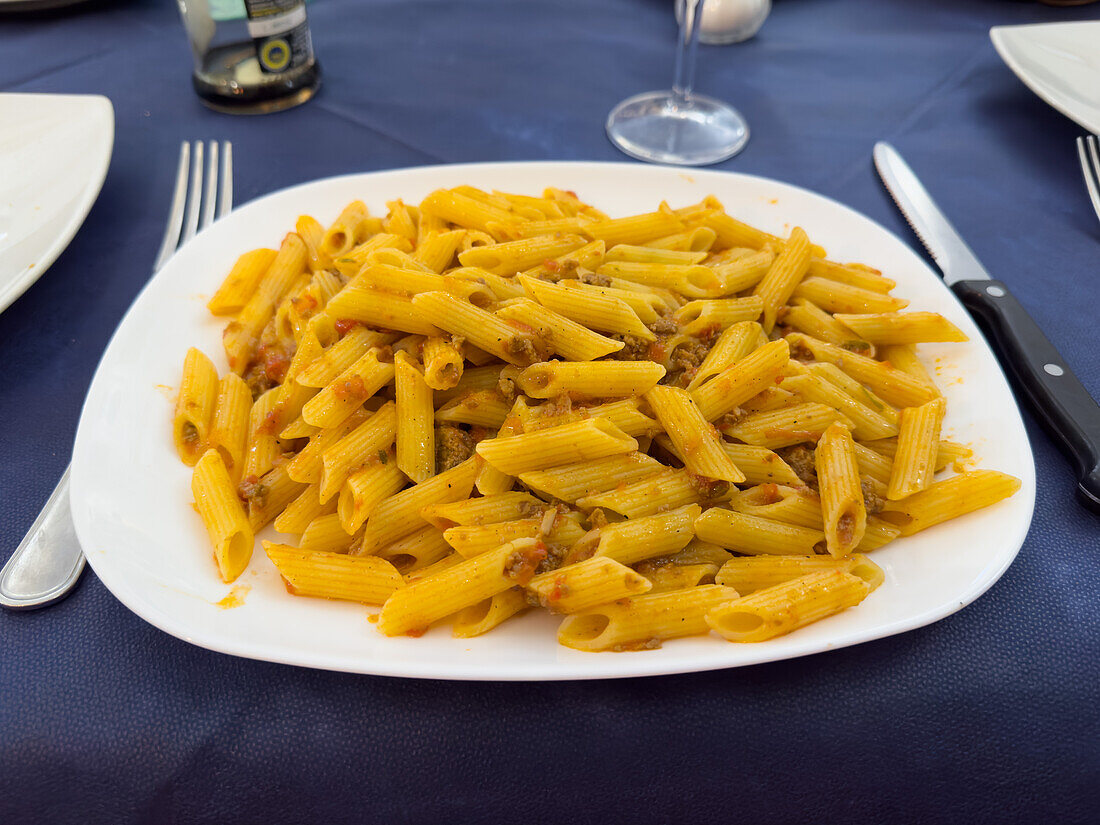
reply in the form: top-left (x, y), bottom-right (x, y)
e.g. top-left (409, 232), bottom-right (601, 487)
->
top-left (243, 0), bottom-right (314, 74)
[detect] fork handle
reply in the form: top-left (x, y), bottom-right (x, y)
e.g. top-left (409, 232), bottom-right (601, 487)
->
top-left (953, 278), bottom-right (1100, 513)
top-left (0, 466), bottom-right (86, 609)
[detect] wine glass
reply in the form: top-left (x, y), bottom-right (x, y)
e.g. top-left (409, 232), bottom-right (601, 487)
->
top-left (606, 0), bottom-right (749, 166)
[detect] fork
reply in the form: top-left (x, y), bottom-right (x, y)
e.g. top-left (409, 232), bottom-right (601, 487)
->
top-left (1076, 135), bottom-right (1100, 226)
top-left (0, 140), bottom-right (233, 610)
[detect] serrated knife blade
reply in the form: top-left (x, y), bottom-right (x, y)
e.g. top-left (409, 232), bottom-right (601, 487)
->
top-left (873, 141), bottom-right (990, 284)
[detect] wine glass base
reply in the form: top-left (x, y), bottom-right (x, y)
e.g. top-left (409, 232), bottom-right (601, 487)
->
top-left (606, 91), bottom-right (749, 166)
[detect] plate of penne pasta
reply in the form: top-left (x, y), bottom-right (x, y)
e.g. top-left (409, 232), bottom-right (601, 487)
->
top-left (69, 161), bottom-right (1035, 680)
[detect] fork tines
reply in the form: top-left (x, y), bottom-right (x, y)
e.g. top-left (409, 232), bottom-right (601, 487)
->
top-left (1076, 135), bottom-right (1100, 227)
top-left (153, 140), bottom-right (233, 273)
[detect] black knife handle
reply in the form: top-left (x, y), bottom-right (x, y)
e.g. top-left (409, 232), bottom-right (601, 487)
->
top-left (952, 278), bottom-right (1100, 513)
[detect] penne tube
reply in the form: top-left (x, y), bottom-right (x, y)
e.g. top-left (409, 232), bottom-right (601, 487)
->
top-left (518, 452), bottom-right (664, 503)
top-left (244, 464), bottom-right (307, 532)
top-left (419, 188), bottom-right (520, 237)
top-left (382, 199), bottom-right (418, 243)
top-left (715, 553), bottom-right (884, 595)
top-left (519, 275), bottom-right (654, 341)
top-left (394, 352), bottom-right (435, 484)
top-left (781, 298), bottom-right (867, 347)
top-left (585, 210), bottom-right (685, 246)
top-left (421, 336), bottom-right (465, 391)
top-left (704, 210), bottom-right (826, 258)
top-left (706, 569), bottom-right (870, 642)
top-left (808, 258), bottom-right (895, 293)
top-left (374, 525), bottom-right (454, 573)
top-left (876, 343), bottom-right (941, 397)
top-left (673, 297), bottom-right (765, 337)
top-left (577, 468), bottom-right (722, 518)
top-left (434, 365), bottom-right (505, 406)
top-left (421, 492), bottom-right (546, 530)
top-left (789, 334), bottom-right (939, 408)
top-left (815, 424), bottom-right (867, 556)
top-left (452, 588), bottom-right (530, 637)
top-left (803, 362), bottom-right (899, 427)
top-left (603, 244), bottom-right (706, 265)
top-left (337, 453), bottom-right (408, 534)
top-left (686, 322), bottom-right (762, 391)
top-left (264, 542), bottom-right (403, 605)
top-left (173, 347), bottom-right (220, 466)
top-left (223, 233), bottom-right (308, 373)
top-left (434, 390), bottom-right (511, 429)
top-left (645, 386), bottom-right (745, 483)
top-left (294, 327), bottom-right (397, 388)
top-left (524, 398), bottom-right (658, 438)
top-left (595, 262), bottom-right (721, 297)
top-left (694, 507), bottom-right (824, 555)
top-left (323, 286), bottom-right (442, 336)
top-left (554, 279), bottom-right (665, 324)
top-left (557, 585), bottom-right (738, 651)
top-left (355, 456), bottom-right (481, 555)
top-left (792, 277), bottom-right (909, 314)
top-left (753, 226), bottom-right (811, 332)
top-left (298, 512), bottom-right (359, 554)
top-left (595, 504), bottom-right (700, 565)
top-left (691, 339), bottom-right (790, 421)
top-left (413, 229), bottom-right (466, 272)
top-left (643, 225), bottom-right (718, 253)
top-left (887, 397), bottom-right (947, 500)
top-left (412, 291), bottom-right (546, 366)
top-left (861, 437), bottom-right (972, 473)
top-left (338, 233), bottom-right (412, 269)
top-left (285, 409), bottom-right (369, 485)
top-left (319, 402), bottom-right (398, 503)
top-left (517, 360), bottom-right (665, 399)
top-left (833, 312), bottom-right (968, 344)
top-left (273, 481), bottom-right (338, 536)
top-left (636, 562), bottom-right (719, 593)
top-left (495, 298), bottom-right (624, 361)
top-left (880, 470), bottom-right (1021, 536)
top-left (320, 200), bottom-right (371, 258)
top-left (709, 248), bottom-right (774, 294)
top-left (444, 516), bottom-right (585, 559)
top-left (722, 402), bottom-right (854, 449)
top-left (781, 373), bottom-right (897, 441)
top-left (240, 388), bottom-right (283, 482)
top-left (722, 443), bottom-right (804, 486)
top-left (458, 233), bottom-right (586, 275)
top-left (207, 248), bottom-right (277, 315)
top-left (377, 538), bottom-right (541, 635)
top-left (351, 263), bottom-right (494, 307)
top-left (295, 215), bottom-right (330, 273)
top-left (528, 557), bottom-right (652, 613)
top-left (300, 349), bottom-right (395, 429)
top-left (191, 449), bottom-right (254, 583)
top-left (477, 418), bottom-right (637, 475)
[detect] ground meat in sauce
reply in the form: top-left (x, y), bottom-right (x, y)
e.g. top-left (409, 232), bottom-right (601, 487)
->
top-left (777, 444), bottom-right (818, 489)
top-left (862, 478), bottom-right (886, 514)
top-left (686, 473), bottom-right (730, 502)
top-left (670, 340), bottom-right (708, 376)
top-left (612, 334), bottom-right (651, 361)
top-left (237, 475), bottom-right (267, 509)
top-left (518, 500), bottom-right (549, 519)
top-left (497, 377), bottom-right (517, 403)
top-left (243, 361), bottom-right (276, 398)
top-left (534, 543), bottom-right (569, 576)
top-left (837, 512), bottom-right (855, 546)
top-left (715, 410), bottom-right (745, 430)
top-left (578, 269), bottom-right (611, 287)
top-left (503, 544), bottom-right (547, 586)
top-left (648, 317), bottom-right (679, 336)
top-left (506, 335), bottom-right (539, 365)
top-left (436, 425), bottom-right (475, 472)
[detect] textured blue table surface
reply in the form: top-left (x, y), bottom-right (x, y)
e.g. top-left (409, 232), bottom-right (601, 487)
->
top-left (2, 0), bottom-right (1098, 821)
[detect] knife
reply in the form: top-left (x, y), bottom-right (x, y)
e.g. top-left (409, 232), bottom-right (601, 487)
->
top-left (874, 141), bottom-right (1100, 513)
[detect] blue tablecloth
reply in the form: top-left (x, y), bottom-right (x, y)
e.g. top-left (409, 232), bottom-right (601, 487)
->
top-left (2, 0), bottom-right (1098, 821)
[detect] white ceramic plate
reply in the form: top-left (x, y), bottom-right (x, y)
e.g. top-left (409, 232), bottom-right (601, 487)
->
top-left (69, 162), bottom-right (1036, 681)
top-left (991, 21), bottom-right (1100, 135)
top-left (0, 93), bottom-right (114, 313)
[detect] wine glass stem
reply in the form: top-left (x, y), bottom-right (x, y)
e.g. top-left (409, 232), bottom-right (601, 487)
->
top-left (672, 0), bottom-right (702, 105)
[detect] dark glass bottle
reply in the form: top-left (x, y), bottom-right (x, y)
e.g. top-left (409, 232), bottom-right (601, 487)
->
top-left (177, 0), bottom-right (321, 114)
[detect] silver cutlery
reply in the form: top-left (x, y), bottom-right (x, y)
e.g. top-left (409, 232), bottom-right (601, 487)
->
top-left (875, 142), bottom-right (1100, 513)
top-left (1076, 134), bottom-right (1100, 227)
top-left (0, 140), bottom-right (233, 609)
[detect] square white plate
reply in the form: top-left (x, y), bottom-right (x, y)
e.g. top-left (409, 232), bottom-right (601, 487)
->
top-left (991, 21), bottom-right (1100, 135)
top-left (0, 93), bottom-right (114, 313)
top-left (69, 162), bottom-right (1035, 680)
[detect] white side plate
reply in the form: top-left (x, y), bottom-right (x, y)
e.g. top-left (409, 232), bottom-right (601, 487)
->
top-left (991, 21), bottom-right (1100, 135)
top-left (0, 93), bottom-right (114, 313)
top-left (69, 162), bottom-right (1035, 681)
